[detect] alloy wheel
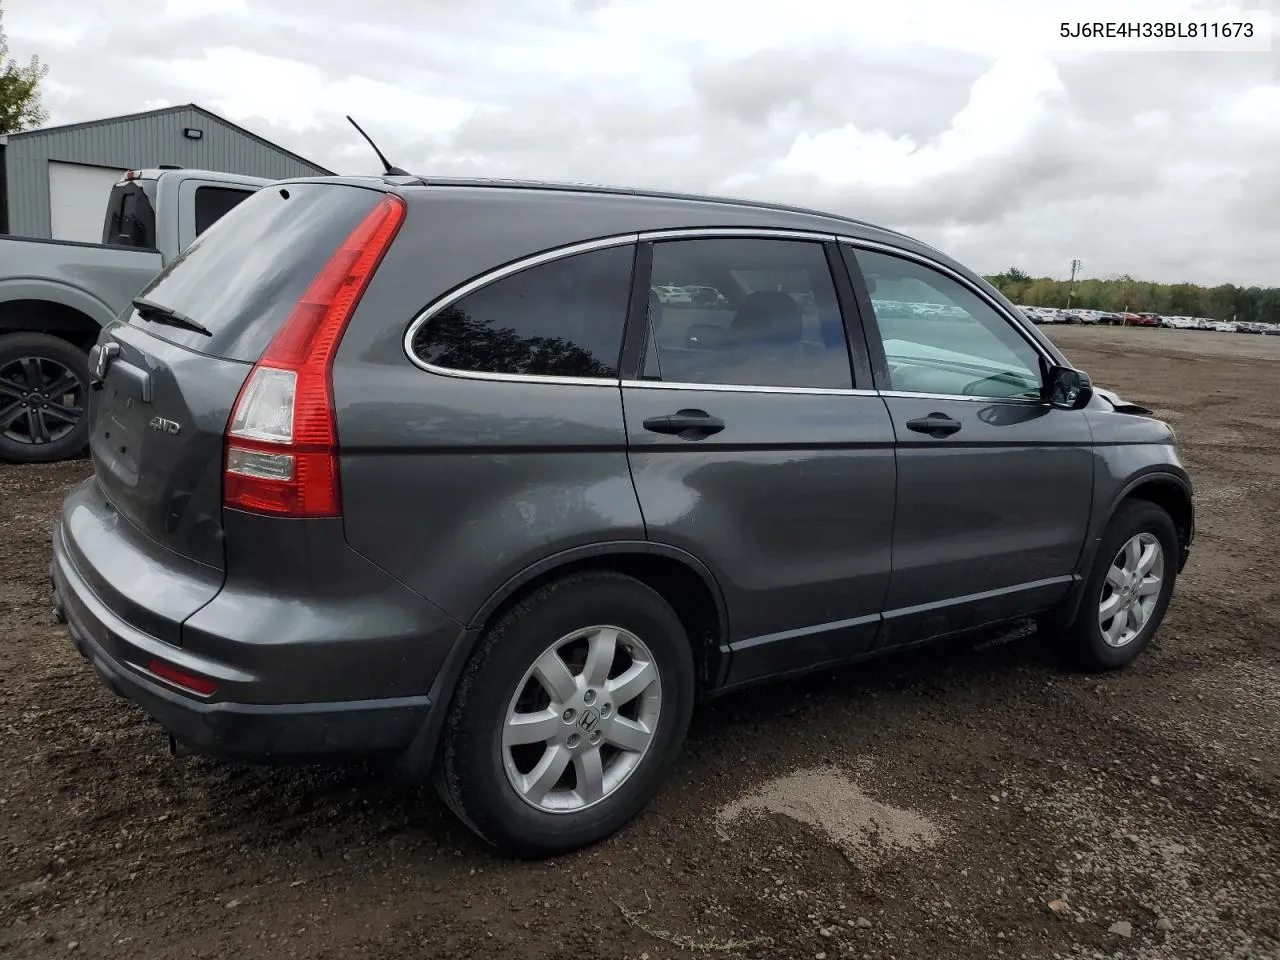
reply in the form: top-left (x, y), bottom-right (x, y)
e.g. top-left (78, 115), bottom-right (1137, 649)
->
top-left (1098, 532), bottom-right (1164, 647)
top-left (501, 624), bottom-right (662, 813)
top-left (0, 356), bottom-right (85, 446)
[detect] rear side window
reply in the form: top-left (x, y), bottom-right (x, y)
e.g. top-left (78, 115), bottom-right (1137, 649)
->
top-left (130, 184), bottom-right (383, 362)
top-left (409, 245), bottom-right (635, 379)
top-left (193, 186), bottom-right (255, 236)
top-left (101, 181), bottom-right (157, 249)
top-left (642, 238), bottom-right (853, 390)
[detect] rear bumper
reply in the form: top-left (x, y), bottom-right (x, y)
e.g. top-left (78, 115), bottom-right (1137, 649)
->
top-left (53, 553), bottom-right (432, 762)
top-left (50, 479), bottom-right (463, 764)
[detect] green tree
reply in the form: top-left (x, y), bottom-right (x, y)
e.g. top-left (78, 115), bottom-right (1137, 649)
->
top-left (0, 2), bottom-right (49, 134)
top-left (1166, 283), bottom-right (1201, 317)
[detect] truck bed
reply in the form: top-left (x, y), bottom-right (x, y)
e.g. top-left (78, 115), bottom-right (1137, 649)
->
top-left (0, 235), bottom-right (163, 327)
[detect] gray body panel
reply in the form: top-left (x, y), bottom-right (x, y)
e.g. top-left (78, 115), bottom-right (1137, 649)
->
top-left (620, 385), bottom-right (897, 683)
top-left (877, 395), bottom-right (1094, 644)
top-left (336, 374), bottom-right (645, 623)
top-left (0, 235), bottom-right (161, 328)
top-left (89, 320), bottom-right (253, 570)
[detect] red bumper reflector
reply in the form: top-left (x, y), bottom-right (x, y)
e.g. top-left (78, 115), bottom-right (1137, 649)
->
top-left (147, 659), bottom-right (218, 696)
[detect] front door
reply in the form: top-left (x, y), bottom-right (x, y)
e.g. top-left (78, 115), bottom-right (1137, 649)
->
top-left (842, 245), bottom-right (1094, 646)
top-left (621, 235), bottom-right (898, 688)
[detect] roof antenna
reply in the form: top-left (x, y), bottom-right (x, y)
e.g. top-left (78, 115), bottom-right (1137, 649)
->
top-left (346, 115), bottom-right (411, 177)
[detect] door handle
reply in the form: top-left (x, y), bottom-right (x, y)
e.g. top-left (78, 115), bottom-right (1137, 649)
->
top-left (642, 409), bottom-right (725, 438)
top-left (905, 413), bottom-right (962, 437)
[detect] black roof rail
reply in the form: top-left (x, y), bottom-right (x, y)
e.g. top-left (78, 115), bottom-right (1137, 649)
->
top-left (411, 176), bottom-right (924, 245)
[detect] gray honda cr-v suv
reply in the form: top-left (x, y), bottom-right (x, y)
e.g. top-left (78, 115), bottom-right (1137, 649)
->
top-left (51, 176), bottom-right (1193, 857)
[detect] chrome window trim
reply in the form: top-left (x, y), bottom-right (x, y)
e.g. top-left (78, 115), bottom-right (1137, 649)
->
top-left (403, 233), bottom-right (640, 380)
top-left (839, 236), bottom-right (1058, 404)
top-left (621, 379), bottom-right (877, 397)
top-left (879, 389), bottom-right (1043, 405)
top-left (404, 226), bottom-right (841, 386)
top-left (837, 236), bottom-right (1055, 365)
top-left (640, 227), bottom-right (837, 242)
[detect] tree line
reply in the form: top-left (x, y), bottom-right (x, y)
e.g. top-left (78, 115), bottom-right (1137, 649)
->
top-left (986, 268), bottom-right (1280, 325)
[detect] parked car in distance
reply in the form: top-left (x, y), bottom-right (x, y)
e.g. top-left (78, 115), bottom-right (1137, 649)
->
top-left (0, 168), bottom-right (269, 463)
top-left (51, 176), bottom-right (1195, 857)
top-left (653, 285), bottom-right (692, 305)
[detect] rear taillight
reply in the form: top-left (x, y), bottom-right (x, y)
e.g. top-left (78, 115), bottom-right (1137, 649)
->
top-left (223, 193), bottom-right (405, 517)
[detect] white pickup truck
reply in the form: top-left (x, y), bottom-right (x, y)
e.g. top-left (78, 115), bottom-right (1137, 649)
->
top-left (0, 168), bottom-right (269, 462)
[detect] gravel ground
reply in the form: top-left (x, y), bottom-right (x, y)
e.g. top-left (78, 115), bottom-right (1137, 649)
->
top-left (1, 325), bottom-right (1277, 960)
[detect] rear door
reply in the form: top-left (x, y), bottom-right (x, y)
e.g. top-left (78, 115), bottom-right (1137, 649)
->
top-left (621, 233), bottom-right (897, 688)
top-left (83, 182), bottom-right (387, 640)
top-left (842, 243), bottom-right (1094, 645)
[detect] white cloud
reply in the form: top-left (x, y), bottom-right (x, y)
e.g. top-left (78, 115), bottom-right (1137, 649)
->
top-left (3, 0), bottom-right (1278, 285)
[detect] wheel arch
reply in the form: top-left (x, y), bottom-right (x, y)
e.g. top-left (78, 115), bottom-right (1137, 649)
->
top-left (1057, 470), bottom-right (1194, 629)
top-left (1119, 474), bottom-right (1194, 558)
top-left (394, 541), bottom-right (731, 780)
top-left (466, 541), bottom-right (730, 688)
top-left (0, 285), bottom-right (111, 352)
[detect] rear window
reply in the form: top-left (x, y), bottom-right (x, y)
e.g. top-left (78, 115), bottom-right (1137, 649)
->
top-left (129, 183), bottom-right (383, 363)
top-left (193, 185), bottom-right (255, 236)
top-left (102, 181), bottom-right (157, 249)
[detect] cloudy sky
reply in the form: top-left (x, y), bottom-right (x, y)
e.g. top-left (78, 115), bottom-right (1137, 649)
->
top-left (6, 0), bottom-right (1278, 286)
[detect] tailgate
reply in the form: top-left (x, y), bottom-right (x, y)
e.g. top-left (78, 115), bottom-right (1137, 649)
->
top-left (84, 181), bottom-right (388, 580)
top-left (90, 323), bottom-right (253, 570)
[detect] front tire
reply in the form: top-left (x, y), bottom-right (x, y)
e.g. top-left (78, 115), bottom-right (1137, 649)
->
top-left (0, 332), bottom-right (91, 464)
top-left (1058, 500), bottom-right (1179, 671)
top-left (434, 571), bottom-right (695, 857)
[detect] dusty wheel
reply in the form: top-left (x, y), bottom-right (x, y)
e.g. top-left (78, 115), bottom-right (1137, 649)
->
top-left (434, 571), bottom-right (695, 857)
top-left (1058, 500), bottom-right (1179, 671)
top-left (0, 332), bottom-right (91, 464)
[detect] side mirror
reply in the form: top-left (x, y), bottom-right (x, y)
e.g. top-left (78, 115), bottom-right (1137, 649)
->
top-left (1043, 364), bottom-right (1093, 410)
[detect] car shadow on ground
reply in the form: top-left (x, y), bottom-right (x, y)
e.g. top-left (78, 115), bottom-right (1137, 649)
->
top-left (150, 619), bottom-right (1060, 861)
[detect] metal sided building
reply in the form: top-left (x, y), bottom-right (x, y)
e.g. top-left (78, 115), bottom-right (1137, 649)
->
top-left (0, 103), bottom-right (332, 242)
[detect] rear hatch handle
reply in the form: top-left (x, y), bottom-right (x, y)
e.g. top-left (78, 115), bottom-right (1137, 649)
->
top-left (88, 341), bottom-right (152, 402)
top-left (88, 342), bottom-right (120, 392)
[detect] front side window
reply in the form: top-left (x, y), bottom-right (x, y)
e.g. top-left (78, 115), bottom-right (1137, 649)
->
top-left (410, 245), bottom-right (635, 379)
top-left (849, 248), bottom-right (1043, 399)
top-left (643, 238), bottom-right (853, 390)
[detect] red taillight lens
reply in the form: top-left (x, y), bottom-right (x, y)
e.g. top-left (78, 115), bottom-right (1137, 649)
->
top-left (224, 194), bottom-right (406, 517)
top-left (147, 659), bottom-right (218, 696)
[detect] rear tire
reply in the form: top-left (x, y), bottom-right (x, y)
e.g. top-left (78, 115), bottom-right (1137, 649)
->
top-left (1055, 500), bottom-right (1179, 671)
top-left (434, 571), bottom-right (695, 857)
top-left (0, 332), bottom-right (91, 464)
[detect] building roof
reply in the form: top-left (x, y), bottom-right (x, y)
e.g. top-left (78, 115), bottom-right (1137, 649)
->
top-left (2, 103), bottom-right (333, 175)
